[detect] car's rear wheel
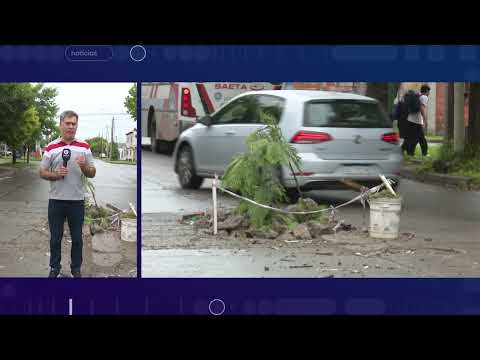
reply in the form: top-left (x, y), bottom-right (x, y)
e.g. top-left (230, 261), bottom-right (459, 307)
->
top-left (285, 188), bottom-right (301, 204)
top-left (177, 145), bottom-right (204, 189)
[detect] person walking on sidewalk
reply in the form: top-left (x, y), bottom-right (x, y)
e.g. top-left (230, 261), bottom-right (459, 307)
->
top-left (39, 110), bottom-right (96, 278)
top-left (404, 84), bottom-right (430, 156)
top-left (392, 87), bottom-right (410, 154)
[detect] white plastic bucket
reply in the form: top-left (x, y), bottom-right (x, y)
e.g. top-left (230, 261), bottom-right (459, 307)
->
top-left (121, 219), bottom-right (136, 242)
top-left (369, 197), bottom-right (402, 239)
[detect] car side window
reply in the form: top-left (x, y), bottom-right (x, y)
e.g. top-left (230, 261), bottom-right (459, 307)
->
top-left (212, 97), bottom-right (251, 125)
top-left (252, 95), bottom-right (285, 124)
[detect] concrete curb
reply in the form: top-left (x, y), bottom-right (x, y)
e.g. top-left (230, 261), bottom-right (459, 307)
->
top-left (400, 166), bottom-right (474, 190)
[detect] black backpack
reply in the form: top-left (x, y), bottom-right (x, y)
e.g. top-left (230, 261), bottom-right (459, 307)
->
top-left (404, 90), bottom-right (421, 114)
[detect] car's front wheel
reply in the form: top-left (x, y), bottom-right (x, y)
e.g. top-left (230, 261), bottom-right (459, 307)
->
top-left (177, 145), bottom-right (204, 189)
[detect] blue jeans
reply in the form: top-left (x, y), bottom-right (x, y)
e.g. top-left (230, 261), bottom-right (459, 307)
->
top-left (48, 199), bottom-right (85, 272)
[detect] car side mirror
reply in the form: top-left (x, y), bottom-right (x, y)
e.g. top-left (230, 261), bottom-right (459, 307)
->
top-left (198, 115), bottom-right (212, 126)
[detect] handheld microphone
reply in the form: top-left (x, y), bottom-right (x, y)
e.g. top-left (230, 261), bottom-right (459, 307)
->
top-left (61, 148), bottom-right (71, 179)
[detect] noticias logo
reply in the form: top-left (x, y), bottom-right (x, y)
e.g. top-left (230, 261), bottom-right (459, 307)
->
top-left (70, 50), bottom-right (98, 57)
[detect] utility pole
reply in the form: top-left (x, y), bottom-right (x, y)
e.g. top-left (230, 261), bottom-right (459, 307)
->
top-left (427, 82), bottom-right (436, 135)
top-left (110, 117), bottom-right (115, 161)
top-left (454, 82), bottom-right (465, 152)
top-left (105, 125), bottom-right (110, 159)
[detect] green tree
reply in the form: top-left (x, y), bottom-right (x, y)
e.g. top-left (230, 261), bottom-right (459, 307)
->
top-left (111, 141), bottom-right (120, 161)
top-left (0, 83), bottom-right (41, 164)
top-left (124, 85), bottom-right (136, 121)
top-left (366, 83), bottom-right (390, 113)
top-left (85, 136), bottom-right (108, 157)
top-left (27, 84), bottom-right (59, 162)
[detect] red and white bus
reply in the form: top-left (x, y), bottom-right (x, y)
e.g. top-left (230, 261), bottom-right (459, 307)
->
top-left (141, 82), bottom-right (281, 153)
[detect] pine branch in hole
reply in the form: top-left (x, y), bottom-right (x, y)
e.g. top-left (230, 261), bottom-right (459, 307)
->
top-left (222, 110), bottom-right (305, 228)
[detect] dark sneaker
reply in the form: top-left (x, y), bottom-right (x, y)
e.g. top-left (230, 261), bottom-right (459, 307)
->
top-left (48, 269), bottom-right (60, 278)
top-left (71, 270), bottom-right (82, 278)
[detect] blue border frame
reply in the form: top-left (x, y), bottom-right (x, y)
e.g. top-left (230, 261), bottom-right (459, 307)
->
top-left (1, 45), bottom-right (480, 315)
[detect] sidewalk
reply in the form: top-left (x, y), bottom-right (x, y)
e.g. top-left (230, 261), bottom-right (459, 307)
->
top-left (400, 164), bottom-right (476, 190)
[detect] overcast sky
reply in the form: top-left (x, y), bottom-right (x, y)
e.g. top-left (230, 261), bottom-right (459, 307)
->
top-left (43, 83), bottom-right (135, 143)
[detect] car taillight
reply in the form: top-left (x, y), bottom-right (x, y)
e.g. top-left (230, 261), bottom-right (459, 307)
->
top-left (181, 88), bottom-right (196, 117)
top-left (382, 132), bottom-right (399, 144)
top-left (291, 131), bottom-right (332, 144)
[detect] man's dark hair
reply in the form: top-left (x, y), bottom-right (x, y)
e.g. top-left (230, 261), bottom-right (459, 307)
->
top-left (59, 110), bottom-right (79, 123)
top-left (420, 84), bottom-right (431, 94)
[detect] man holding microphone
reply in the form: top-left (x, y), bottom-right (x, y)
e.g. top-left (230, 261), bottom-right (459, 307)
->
top-left (39, 111), bottom-right (96, 278)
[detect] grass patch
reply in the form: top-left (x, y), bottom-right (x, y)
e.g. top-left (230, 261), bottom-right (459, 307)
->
top-left (404, 145), bottom-right (440, 165)
top-left (406, 142), bottom-right (480, 186)
top-left (0, 157), bottom-right (39, 168)
top-left (425, 135), bottom-right (444, 142)
top-left (102, 159), bottom-right (136, 165)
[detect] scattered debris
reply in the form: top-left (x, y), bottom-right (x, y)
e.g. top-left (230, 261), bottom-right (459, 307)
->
top-left (218, 215), bottom-right (245, 231)
top-left (181, 212), bottom-right (205, 222)
top-left (307, 221), bottom-right (335, 237)
top-left (428, 247), bottom-right (467, 255)
top-left (315, 252), bottom-right (334, 256)
top-left (90, 223), bottom-right (105, 235)
top-left (289, 264), bottom-right (313, 269)
top-left (402, 232), bottom-right (416, 240)
top-left (264, 266), bottom-right (269, 271)
top-left (246, 228), bottom-right (279, 239)
top-left (292, 224), bottom-right (312, 240)
top-left (424, 238), bottom-right (433, 242)
top-left (332, 220), bottom-right (345, 233)
top-left (106, 203), bottom-right (123, 213)
top-left (129, 203), bottom-right (137, 217)
top-left (218, 230), bottom-right (229, 237)
top-left (284, 240), bottom-right (300, 244)
top-left (277, 232), bottom-right (295, 242)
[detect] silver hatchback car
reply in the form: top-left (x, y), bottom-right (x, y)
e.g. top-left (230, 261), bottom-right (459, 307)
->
top-left (174, 90), bottom-right (402, 193)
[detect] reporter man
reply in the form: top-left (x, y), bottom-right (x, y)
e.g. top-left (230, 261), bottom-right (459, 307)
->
top-left (39, 110), bottom-right (96, 278)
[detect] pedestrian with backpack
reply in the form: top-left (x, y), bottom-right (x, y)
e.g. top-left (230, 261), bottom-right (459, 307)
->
top-left (392, 87), bottom-right (410, 154)
top-left (403, 84), bottom-right (430, 156)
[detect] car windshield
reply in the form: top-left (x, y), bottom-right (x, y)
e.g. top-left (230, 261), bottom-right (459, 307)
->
top-left (304, 100), bottom-right (391, 128)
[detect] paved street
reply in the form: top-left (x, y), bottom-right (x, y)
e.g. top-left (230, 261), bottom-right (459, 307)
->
top-left (0, 159), bottom-right (137, 277)
top-left (141, 149), bottom-right (480, 277)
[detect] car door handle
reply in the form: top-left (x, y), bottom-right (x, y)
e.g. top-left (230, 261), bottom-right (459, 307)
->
top-left (224, 131), bottom-right (236, 135)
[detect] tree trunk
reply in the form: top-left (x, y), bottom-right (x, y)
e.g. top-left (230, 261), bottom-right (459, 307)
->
top-left (12, 149), bottom-right (16, 164)
top-left (366, 83), bottom-right (389, 113)
top-left (454, 82), bottom-right (466, 152)
top-left (27, 144), bottom-right (30, 164)
top-left (446, 82), bottom-right (455, 142)
top-left (468, 82), bottom-right (480, 146)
